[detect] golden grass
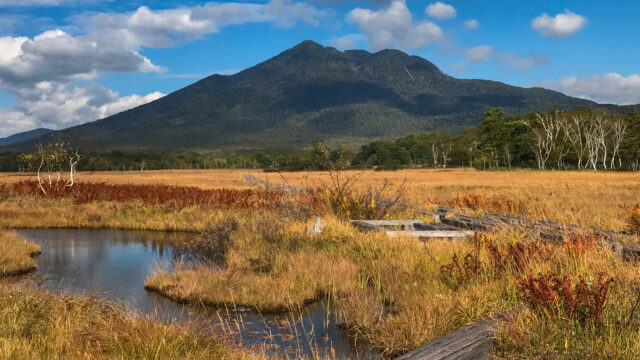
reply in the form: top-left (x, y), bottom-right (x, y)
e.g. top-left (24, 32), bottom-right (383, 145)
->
top-left (0, 231), bottom-right (40, 276)
top-left (0, 287), bottom-right (264, 360)
top-left (145, 215), bottom-right (514, 356)
top-left (144, 211), bottom-right (640, 358)
top-left (0, 170), bottom-right (258, 189)
top-left (492, 244), bottom-right (640, 359)
top-left (0, 197), bottom-right (232, 232)
top-left (2, 168), bottom-right (640, 357)
top-left (247, 169), bottom-right (640, 231)
top-left (3, 168), bottom-right (638, 230)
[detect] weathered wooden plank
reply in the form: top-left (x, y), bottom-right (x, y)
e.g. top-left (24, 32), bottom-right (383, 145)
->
top-left (386, 230), bottom-right (475, 239)
top-left (394, 310), bottom-right (521, 360)
top-left (394, 319), bottom-right (495, 360)
top-left (357, 220), bottom-right (424, 226)
top-left (351, 220), bottom-right (474, 239)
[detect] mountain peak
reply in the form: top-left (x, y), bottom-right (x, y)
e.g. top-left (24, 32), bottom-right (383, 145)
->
top-left (3, 40), bottom-right (599, 152)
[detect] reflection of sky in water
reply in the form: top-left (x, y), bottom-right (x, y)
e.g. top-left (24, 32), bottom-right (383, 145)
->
top-left (14, 228), bottom-right (378, 360)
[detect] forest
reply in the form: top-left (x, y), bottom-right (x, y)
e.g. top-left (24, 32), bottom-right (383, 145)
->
top-left (2, 107), bottom-right (639, 172)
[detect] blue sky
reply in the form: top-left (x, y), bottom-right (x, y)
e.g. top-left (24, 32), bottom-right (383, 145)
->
top-left (0, 0), bottom-right (639, 137)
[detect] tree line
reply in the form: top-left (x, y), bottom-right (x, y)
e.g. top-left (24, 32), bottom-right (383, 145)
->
top-left (350, 107), bottom-right (640, 171)
top-left (2, 107), bottom-right (640, 172)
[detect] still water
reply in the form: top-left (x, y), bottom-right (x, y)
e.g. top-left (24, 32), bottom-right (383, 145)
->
top-left (13, 228), bottom-right (377, 360)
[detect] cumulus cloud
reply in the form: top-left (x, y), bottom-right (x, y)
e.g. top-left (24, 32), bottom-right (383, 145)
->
top-left (425, 2), bottom-right (456, 19)
top-left (465, 45), bottom-right (548, 72)
top-left (536, 73), bottom-right (640, 105)
top-left (91, 0), bottom-right (327, 49)
top-left (348, 0), bottom-right (443, 51)
top-left (463, 19), bottom-right (478, 30)
top-left (0, 84), bottom-right (164, 137)
top-left (532, 10), bottom-right (587, 38)
top-left (0, 0), bottom-right (326, 135)
top-left (0, 30), bottom-right (159, 89)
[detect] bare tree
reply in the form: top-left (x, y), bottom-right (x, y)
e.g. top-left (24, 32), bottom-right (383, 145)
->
top-left (609, 118), bottom-right (628, 170)
top-left (522, 111), bottom-right (561, 170)
top-left (563, 115), bottom-right (589, 170)
top-left (18, 141), bottom-right (81, 194)
top-left (66, 150), bottom-right (80, 187)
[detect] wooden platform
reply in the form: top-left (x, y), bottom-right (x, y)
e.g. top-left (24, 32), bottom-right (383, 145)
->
top-left (394, 319), bottom-right (496, 360)
top-left (350, 220), bottom-right (475, 239)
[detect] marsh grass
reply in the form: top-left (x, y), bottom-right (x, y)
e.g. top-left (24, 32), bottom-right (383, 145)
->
top-left (0, 231), bottom-right (40, 276)
top-left (145, 212), bottom-right (640, 358)
top-left (3, 169), bottom-right (640, 357)
top-left (0, 286), bottom-right (264, 360)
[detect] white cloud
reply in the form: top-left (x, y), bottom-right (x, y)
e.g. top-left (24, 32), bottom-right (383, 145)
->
top-left (498, 52), bottom-right (548, 72)
top-left (98, 91), bottom-right (165, 118)
top-left (348, 0), bottom-right (443, 51)
top-left (0, 29), bottom-right (160, 89)
top-left (465, 44), bottom-right (548, 72)
top-left (0, 0), bottom-right (326, 135)
top-left (0, 84), bottom-right (164, 137)
top-left (425, 2), bottom-right (456, 20)
top-left (532, 10), bottom-right (587, 38)
top-left (330, 34), bottom-right (364, 50)
top-left (536, 73), bottom-right (640, 105)
top-left (91, 0), bottom-right (327, 49)
top-left (463, 19), bottom-right (478, 30)
top-left (466, 45), bottom-right (493, 62)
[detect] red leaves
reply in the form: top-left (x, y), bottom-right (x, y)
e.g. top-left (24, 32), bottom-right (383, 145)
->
top-left (486, 239), bottom-right (549, 273)
top-left (0, 181), bottom-right (285, 210)
top-left (563, 233), bottom-right (597, 256)
top-left (517, 272), bottom-right (614, 323)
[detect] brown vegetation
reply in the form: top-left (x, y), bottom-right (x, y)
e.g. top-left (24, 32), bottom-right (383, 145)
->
top-left (0, 287), bottom-right (262, 360)
top-left (517, 272), bottom-right (614, 324)
top-left (0, 181), bottom-right (285, 210)
top-left (0, 231), bottom-right (41, 276)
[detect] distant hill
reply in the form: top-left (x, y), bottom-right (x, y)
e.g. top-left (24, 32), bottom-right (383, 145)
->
top-left (0, 128), bottom-right (54, 147)
top-left (2, 41), bottom-right (612, 152)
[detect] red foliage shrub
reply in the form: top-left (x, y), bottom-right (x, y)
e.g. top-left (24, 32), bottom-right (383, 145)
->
top-left (517, 272), bottom-right (614, 323)
top-left (564, 233), bottom-right (597, 256)
top-left (486, 238), bottom-right (549, 273)
top-left (0, 181), bottom-right (286, 210)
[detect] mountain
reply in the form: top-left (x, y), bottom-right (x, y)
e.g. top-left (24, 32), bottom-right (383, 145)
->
top-left (0, 128), bottom-right (54, 146)
top-left (3, 41), bottom-right (605, 152)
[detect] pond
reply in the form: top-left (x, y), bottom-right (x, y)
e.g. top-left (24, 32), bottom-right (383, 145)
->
top-left (12, 228), bottom-right (378, 360)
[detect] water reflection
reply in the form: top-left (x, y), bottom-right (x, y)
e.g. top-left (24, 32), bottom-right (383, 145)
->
top-left (13, 228), bottom-right (377, 360)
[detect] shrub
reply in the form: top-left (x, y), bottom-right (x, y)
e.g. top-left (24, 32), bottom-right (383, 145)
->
top-left (192, 215), bottom-right (239, 263)
top-left (563, 233), bottom-right (597, 256)
top-left (310, 177), bottom-right (410, 220)
top-left (517, 272), bottom-right (614, 324)
top-left (486, 237), bottom-right (549, 274)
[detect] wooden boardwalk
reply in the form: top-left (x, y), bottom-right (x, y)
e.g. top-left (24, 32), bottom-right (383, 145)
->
top-left (351, 219), bottom-right (474, 239)
top-left (394, 319), bottom-right (495, 360)
top-left (243, 174), bottom-right (640, 359)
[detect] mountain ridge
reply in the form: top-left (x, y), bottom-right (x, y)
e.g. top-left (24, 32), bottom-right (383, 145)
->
top-left (1, 40), bottom-right (620, 153)
top-left (0, 128), bottom-right (54, 147)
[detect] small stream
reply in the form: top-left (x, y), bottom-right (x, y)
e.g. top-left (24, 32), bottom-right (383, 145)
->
top-left (12, 228), bottom-right (378, 360)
